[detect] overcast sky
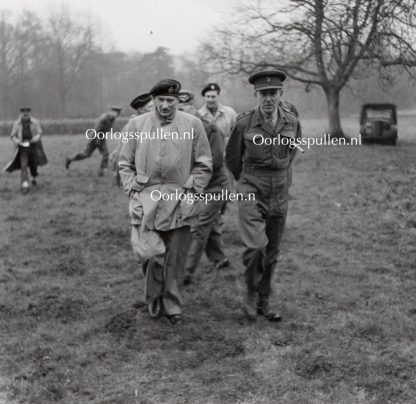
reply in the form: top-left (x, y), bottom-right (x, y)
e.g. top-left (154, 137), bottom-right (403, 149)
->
top-left (0, 0), bottom-right (238, 54)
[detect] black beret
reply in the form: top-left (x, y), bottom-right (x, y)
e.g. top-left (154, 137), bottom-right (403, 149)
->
top-left (111, 106), bottom-right (122, 113)
top-left (149, 79), bottom-right (181, 97)
top-left (201, 82), bottom-right (220, 96)
top-left (130, 93), bottom-right (152, 109)
top-left (178, 90), bottom-right (195, 104)
top-left (20, 107), bottom-right (31, 112)
top-left (248, 69), bottom-right (286, 90)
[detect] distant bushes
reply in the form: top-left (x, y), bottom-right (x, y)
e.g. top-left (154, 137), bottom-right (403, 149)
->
top-left (0, 118), bottom-right (130, 137)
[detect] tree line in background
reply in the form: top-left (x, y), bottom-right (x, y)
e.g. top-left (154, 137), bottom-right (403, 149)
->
top-left (1, 4), bottom-right (416, 125)
top-left (0, 8), bottom-right (211, 121)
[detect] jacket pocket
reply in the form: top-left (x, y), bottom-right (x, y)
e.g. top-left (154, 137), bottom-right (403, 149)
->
top-left (177, 190), bottom-right (200, 224)
top-left (243, 131), bottom-right (268, 163)
top-left (277, 129), bottom-right (296, 159)
top-left (129, 191), bottom-right (144, 225)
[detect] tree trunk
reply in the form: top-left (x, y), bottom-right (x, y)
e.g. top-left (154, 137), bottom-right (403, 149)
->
top-left (325, 86), bottom-right (345, 138)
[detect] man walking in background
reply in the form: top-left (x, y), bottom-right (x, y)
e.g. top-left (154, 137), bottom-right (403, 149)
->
top-left (65, 106), bottom-right (121, 176)
top-left (225, 69), bottom-right (302, 322)
top-left (119, 79), bottom-right (212, 325)
top-left (4, 107), bottom-right (47, 194)
top-left (199, 82), bottom-right (237, 192)
top-left (198, 83), bottom-right (237, 142)
top-left (110, 94), bottom-right (153, 186)
top-left (177, 90), bottom-right (230, 285)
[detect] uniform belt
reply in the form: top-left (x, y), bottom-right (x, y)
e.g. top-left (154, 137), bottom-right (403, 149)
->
top-left (243, 164), bottom-right (287, 177)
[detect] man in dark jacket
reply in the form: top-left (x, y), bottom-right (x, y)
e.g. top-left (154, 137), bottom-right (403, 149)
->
top-left (225, 69), bottom-right (302, 322)
top-left (65, 106), bottom-right (121, 176)
top-left (110, 94), bottom-right (153, 186)
top-left (178, 91), bottom-right (229, 285)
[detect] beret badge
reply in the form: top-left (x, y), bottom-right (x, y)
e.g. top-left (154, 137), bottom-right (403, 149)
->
top-left (266, 76), bottom-right (271, 84)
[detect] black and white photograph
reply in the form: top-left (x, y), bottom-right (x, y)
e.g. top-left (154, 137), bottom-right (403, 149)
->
top-left (1, 0), bottom-right (415, 403)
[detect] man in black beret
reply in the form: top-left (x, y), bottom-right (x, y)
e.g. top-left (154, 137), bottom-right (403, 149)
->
top-left (199, 82), bottom-right (237, 142)
top-left (130, 93), bottom-right (153, 112)
top-left (4, 107), bottom-right (47, 194)
top-left (119, 79), bottom-right (212, 325)
top-left (65, 106), bottom-right (121, 176)
top-left (225, 69), bottom-right (302, 322)
top-left (199, 82), bottom-right (237, 192)
top-left (110, 94), bottom-right (153, 186)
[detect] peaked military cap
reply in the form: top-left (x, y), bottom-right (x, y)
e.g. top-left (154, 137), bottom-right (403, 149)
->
top-left (111, 106), bottom-right (122, 113)
top-left (20, 107), bottom-right (31, 112)
top-left (248, 69), bottom-right (286, 90)
top-left (178, 90), bottom-right (195, 104)
top-left (149, 79), bottom-right (181, 97)
top-left (130, 93), bottom-right (152, 109)
top-left (201, 82), bottom-right (220, 96)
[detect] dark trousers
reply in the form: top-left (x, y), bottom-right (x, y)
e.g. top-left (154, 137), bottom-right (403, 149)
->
top-left (185, 199), bottom-right (227, 275)
top-left (70, 139), bottom-right (109, 169)
top-left (237, 170), bottom-right (289, 299)
top-left (239, 208), bottom-right (287, 297)
top-left (141, 226), bottom-right (191, 315)
top-left (19, 145), bottom-right (38, 183)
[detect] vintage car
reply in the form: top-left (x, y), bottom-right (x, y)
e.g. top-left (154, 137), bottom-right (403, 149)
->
top-left (360, 103), bottom-right (398, 145)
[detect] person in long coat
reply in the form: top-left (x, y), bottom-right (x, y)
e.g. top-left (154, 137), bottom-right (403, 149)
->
top-left (118, 79), bottom-right (212, 324)
top-left (4, 107), bottom-right (47, 194)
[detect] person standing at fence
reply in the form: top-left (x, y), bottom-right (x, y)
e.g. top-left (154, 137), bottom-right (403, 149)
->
top-left (65, 106), bottom-right (121, 176)
top-left (4, 107), bottom-right (47, 194)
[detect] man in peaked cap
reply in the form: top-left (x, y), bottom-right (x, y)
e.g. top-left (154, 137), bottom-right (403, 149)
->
top-left (178, 90), bottom-right (195, 106)
top-left (119, 78), bottom-right (212, 325)
top-left (225, 69), bottom-right (302, 322)
top-left (110, 94), bottom-right (153, 186)
top-left (4, 107), bottom-right (47, 194)
top-left (65, 106), bottom-right (122, 176)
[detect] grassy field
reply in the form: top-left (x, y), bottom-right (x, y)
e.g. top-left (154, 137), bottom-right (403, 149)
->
top-left (1, 116), bottom-right (416, 404)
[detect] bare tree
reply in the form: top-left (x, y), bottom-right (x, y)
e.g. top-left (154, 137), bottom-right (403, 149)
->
top-left (0, 10), bottom-right (15, 120)
top-left (201, 0), bottom-right (416, 137)
top-left (13, 11), bottom-right (42, 105)
top-left (47, 7), bottom-right (96, 116)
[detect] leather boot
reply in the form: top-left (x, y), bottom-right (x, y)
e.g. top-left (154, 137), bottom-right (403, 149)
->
top-left (257, 296), bottom-right (282, 322)
top-left (148, 297), bottom-right (161, 318)
top-left (241, 290), bottom-right (257, 321)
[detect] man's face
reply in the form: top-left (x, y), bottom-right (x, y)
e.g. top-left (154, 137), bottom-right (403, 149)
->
top-left (154, 96), bottom-right (178, 117)
top-left (21, 110), bottom-right (30, 118)
top-left (204, 90), bottom-right (219, 110)
top-left (143, 100), bottom-right (154, 113)
top-left (256, 89), bottom-right (282, 114)
top-left (109, 110), bottom-right (119, 119)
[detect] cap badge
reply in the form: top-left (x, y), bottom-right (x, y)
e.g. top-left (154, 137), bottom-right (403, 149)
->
top-left (168, 87), bottom-right (174, 94)
top-left (265, 76), bottom-right (271, 84)
top-left (211, 84), bottom-right (215, 90)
